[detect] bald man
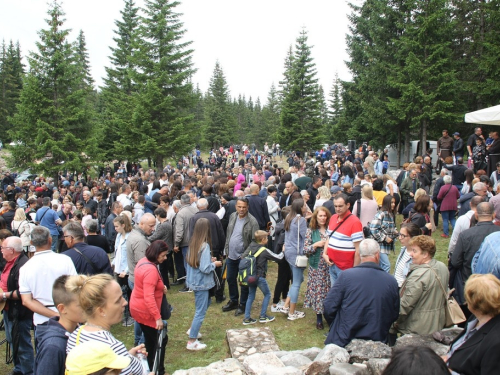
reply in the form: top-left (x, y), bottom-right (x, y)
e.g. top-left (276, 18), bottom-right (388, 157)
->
top-left (246, 184), bottom-right (270, 231)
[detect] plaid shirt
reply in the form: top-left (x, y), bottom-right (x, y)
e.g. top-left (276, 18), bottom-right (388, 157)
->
top-left (369, 210), bottom-right (397, 253)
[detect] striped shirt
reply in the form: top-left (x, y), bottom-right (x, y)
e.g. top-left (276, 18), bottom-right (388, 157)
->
top-left (326, 212), bottom-right (363, 270)
top-left (66, 328), bottom-right (143, 375)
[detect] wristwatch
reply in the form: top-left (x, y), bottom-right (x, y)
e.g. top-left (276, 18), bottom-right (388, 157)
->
top-left (2, 292), bottom-right (6, 301)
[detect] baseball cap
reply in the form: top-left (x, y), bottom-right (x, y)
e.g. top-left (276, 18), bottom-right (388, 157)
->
top-left (65, 341), bottom-right (131, 375)
top-left (331, 186), bottom-right (342, 194)
top-left (453, 132), bottom-right (460, 136)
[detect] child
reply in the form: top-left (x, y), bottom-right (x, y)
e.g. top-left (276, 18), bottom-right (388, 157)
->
top-left (242, 230), bottom-right (285, 325)
top-left (133, 195), bottom-right (145, 223)
top-left (34, 275), bottom-right (85, 375)
top-left (81, 207), bottom-right (92, 236)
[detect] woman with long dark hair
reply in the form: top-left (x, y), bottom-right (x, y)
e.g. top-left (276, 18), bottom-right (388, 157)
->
top-left (369, 195), bottom-right (398, 272)
top-left (408, 195), bottom-right (433, 235)
top-left (185, 218), bottom-right (222, 350)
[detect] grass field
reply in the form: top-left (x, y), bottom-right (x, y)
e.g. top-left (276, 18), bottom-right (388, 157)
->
top-left (0, 214), bottom-right (451, 374)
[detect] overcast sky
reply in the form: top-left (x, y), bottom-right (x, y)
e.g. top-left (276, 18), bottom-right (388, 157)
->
top-left (1, 0), bottom-right (354, 104)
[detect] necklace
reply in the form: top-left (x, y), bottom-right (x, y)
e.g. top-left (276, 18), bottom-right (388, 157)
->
top-left (85, 322), bottom-right (108, 331)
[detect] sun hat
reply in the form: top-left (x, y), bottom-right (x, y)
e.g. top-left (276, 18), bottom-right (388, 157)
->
top-left (65, 341), bottom-right (131, 375)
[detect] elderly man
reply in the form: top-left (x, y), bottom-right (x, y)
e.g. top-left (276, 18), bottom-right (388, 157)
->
top-left (222, 197), bottom-right (259, 316)
top-left (323, 239), bottom-right (399, 347)
top-left (127, 213), bottom-right (156, 287)
top-left (400, 169), bottom-right (421, 211)
top-left (173, 194), bottom-right (198, 292)
top-left (63, 222), bottom-right (113, 275)
top-left (459, 182), bottom-right (489, 217)
top-left (82, 190), bottom-right (98, 218)
top-left (437, 129), bottom-right (454, 172)
top-left (449, 196), bottom-right (484, 256)
top-left (1, 236), bottom-right (34, 375)
top-left (19, 227), bottom-right (77, 349)
top-left (451, 203), bottom-right (500, 320)
top-left (246, 184), bottom-right (270, 231)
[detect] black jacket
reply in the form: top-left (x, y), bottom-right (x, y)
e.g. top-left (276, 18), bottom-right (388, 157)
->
top-left (246, 194), bottom-right (270, 231)
top-left (448, 314), bottom-right (500, 375)
top-left (65, 242), bottom-right (113, 275)
top-left (5, 252), bottom-right (33, 321)
top-left (241, 241), bottom-right (284, 278)
top-left (349, 185), bottom-right (362, 208)
top-left (189, 210), bottom-right (226, 258)
top-left (34, 317), bottom-right (68, 375)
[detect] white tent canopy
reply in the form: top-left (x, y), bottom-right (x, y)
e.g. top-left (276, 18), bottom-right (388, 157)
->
top-left (465, 104), bottom-right (500, 125)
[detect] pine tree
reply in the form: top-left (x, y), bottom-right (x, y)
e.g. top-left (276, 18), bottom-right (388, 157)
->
top-left (277, 29), bottom-right (323, 152)
top-left (133, 0), bottom-right (197, 170)
top-left (74, 30), bottom-right (94, 88)
top-left (100, 0), bottom-right (141, 160)
top-left (204, 61), bottom-right (232, 149)
top-left (327, 73), bottom-right (343, 141)
top-left (8, 1), bottom-right (93, 180)
top-left (262, 83), bottom-right (280, 143)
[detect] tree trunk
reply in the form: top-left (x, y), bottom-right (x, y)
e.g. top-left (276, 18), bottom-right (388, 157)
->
top-left (397, 125), bottom-right (402, 168)
top-left (404, 123), bottom-right (410, 164)
top-left (421, 118), bottom-right (427, 157)
top-left (155, 154), bottom-right (164, 174)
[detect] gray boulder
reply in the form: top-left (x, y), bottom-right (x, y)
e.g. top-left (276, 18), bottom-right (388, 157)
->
top-left (262, 366), bottom-right (304, 375)
top-left (292, 347), bottom-right (322, 361)
top-left (329, 363), bottom-right (369, 375)
top-left (345, 340), bottom-right (392, 363)
top-left (365, 358), bottom-right (390, 375)
top-left (243, 352), bottom-right (285, 375)
top-left (306, 344), bottom-right (350, 375)
top-left (395, 334), bottom-right (449, 356)
top-left (281, 353), bottom-right (312, 370)
top-left (206, 358), bottom-right (246, 374)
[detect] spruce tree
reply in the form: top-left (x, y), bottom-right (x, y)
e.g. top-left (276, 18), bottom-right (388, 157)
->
top-left (100, 0), bottom-right (141, 160)
top-left (8, 1), bottom-right (93, 180)
top-left (277, 29), bottom-right (323, 152)
top-left (262, 83), bottom-right (280, 143)
top-left (204, 61), bottom-right (232, 148)
top-left (133, 0), bottom-right (197, 170)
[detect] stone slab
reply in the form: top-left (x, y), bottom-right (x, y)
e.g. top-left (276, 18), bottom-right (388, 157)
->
top-left (227, 327), bottom-right (280, 361)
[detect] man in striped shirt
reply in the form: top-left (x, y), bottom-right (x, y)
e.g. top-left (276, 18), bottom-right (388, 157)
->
top-left (322, 194), bottom-right (364, 287)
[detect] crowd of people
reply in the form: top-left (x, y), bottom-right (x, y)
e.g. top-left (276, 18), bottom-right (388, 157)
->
top-left (0, 132), bottom-right (499, 374)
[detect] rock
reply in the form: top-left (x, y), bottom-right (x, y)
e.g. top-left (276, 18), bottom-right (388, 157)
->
top-left (307, 345), bottom-right (350, 375)
top-left (437, 327), bottom-right (464, 344)
top-left (273, 351), bottom-right (290, 358)
top-left (345, 340), bottom-right (392, 363)
top-left (206, 358), bottom-right (245, 374)
top-left (185, 369), bottom-right (213, 375)
top-left (292, 347), bottom-right (322, 361)
top-left (262, 366), bottom-right (303, 375)
top-left (243, 352), bottom-right (285, 375)
top-left (172, 371), bottom-right (189, 375)
top-left (329, 363), bottom-right (369, 375)
top-left (248, 347), bottom-right (257, 355)
top-left (314, 344), bottom-right (350, 364)
top-left (365, 358), bottom-right (390, 375)
top-left (395, 334), bottom-right (449, 356)
top-left (228, 327), bottom-right (280, 361)
top-left (281, 353), bottom-right (312, 369)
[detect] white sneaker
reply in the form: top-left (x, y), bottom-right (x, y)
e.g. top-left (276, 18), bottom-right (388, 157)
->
top-left (186, 328), bottom-right (202, 339)
top-left (186, 339), bottom-right (206, 351)
top-left (277, 306), bottom-right (289, 314)
top-left (270, 305), bottom-right (281, 313)
top-left (277, 300), bottom-right (285, 307)
top-left (287, 312), bottom-right (305, 321)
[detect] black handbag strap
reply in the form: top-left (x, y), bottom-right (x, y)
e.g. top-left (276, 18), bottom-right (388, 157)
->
top-left (329, 214), bottom-right (352, 237)
top-left (356, 199), bottom-right (361, 218)
top-left (72, 248), bottom-right (99, 274)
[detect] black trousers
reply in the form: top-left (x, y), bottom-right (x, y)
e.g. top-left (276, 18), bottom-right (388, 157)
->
top-left (273, 260), bottom-right (292, 304)
top-left (173, 249), bottom-right (186, 280)
top-left (139, 323), bottom-right (168, 375)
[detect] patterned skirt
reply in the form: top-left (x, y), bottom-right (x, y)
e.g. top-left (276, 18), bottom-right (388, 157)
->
top-left (303, 257), bottom-right (330, 314)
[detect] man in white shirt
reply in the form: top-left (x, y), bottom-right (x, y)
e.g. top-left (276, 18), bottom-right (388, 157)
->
top-left (448, 195), bottom-right (484, 256)
top-left (19, 226), bottom-right (77, 348)
top-left (116, 183), bottom-right (133, 207)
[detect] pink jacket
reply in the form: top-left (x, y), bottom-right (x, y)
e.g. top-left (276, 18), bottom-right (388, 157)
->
top-left (129, 257), bottom-right (164, 328)
top-left (233, 174), bottom-right (246, 196)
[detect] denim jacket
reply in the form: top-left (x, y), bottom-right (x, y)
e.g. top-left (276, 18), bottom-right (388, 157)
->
top-left (186, 243), bottom-right (216, 291)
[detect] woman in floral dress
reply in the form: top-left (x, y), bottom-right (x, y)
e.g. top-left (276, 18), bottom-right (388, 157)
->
top-left (304, 206), bottom-right (332, 330)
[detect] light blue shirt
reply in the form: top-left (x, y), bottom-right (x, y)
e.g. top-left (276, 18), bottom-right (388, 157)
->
top-left (472, 232), bottom-right (500, 279)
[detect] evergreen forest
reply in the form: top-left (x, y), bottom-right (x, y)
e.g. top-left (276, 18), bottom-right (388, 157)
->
top-left (1, 0), bottom-right (500, 176)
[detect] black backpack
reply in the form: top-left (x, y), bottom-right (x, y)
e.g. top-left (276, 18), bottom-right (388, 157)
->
top-left (238, 247), bottom-right (266, 287)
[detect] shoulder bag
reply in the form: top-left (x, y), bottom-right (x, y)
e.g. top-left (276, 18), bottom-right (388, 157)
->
top-left (429, 266), bottom-right (466, 327)
top-left (356, 199), bottom-right (371, 238)
top-left (294, 216), bottom-right (308, 268)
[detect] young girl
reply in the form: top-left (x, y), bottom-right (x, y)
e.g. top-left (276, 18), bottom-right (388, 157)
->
top-left (81, 207), bottom-right (92, 236)
top-left (186, 218), bottom-right (222, 351)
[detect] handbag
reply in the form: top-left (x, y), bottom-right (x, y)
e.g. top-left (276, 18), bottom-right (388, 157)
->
top-left (355, 199), bottom-right (372, 238)
top-left (294, 216), bottom-right (308, 268)
top-left (160, 294), bottom-right (172, 320)
top-left (429, 266), bottom-right (466, 327)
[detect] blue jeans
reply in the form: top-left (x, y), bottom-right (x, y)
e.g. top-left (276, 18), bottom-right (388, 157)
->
top-left (328, 264), bottom-right (343, 288)
top-left (245, 278), bottom-right (271, 319)
top-left (128, 279), bottom-right (145, 346)
top-left (190, 290), bottom-right (211, 339)
top-left (441, 210), bottom-right (456, 236)
top-left (226, 258), bottom-right (249, 305)
top-left (4, 312), bottom-right (34, 375)
top-left (181, 246), bottom-right (189, 274)
top-left (287, 265), bottom-right (304, 304)
top-left (51, 234), bottom-right (58, 252)
top-left (379, 253), bottom-right (391, 273)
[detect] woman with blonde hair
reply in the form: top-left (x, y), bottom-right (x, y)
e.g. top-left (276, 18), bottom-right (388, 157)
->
top-left (11, 208), bottom-right (32, 253)
top-left (185, 218), bottom-right (222, 350)
top-left (383, 173), bottom-right (400, 208)
top-left (352, 184), bottom-right (378, 230)
top-left (66, 274), bottom-right (145, 375)
top-left (313, 186), bottom-right (331, 210)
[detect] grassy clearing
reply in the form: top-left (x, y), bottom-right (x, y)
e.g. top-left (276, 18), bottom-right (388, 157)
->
top-left (0, 210), bottom-right (451, 374)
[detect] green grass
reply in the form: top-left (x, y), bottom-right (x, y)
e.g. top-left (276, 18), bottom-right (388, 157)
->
top-left (0, 211), bottom-right (451, 374)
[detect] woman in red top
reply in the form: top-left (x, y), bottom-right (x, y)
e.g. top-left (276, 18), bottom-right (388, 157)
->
top-left (129, 240), bottom-right (169, 374)
top-left (437, 175), bottom-right (460, 238)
